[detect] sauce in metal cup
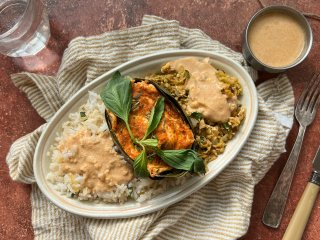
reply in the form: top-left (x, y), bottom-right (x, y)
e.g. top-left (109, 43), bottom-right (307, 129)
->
top-left (242, 5), bottom-right (312, 73)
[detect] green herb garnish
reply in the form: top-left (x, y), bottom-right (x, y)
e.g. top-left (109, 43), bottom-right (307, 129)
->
top-left (133, 147), bottom-right (149, 178)
top-left (222, 122), bottom-right (231, 131)
top-left (183, 70), bottom-right (190, 79)
top-left (139, 138), bottom-right (158, 147)
top-left (190, 112), bottom-right (203, 120)
top-left (142, 96), bottom-right (165, 140)
top-left (155, 149), bottom-right (205, 173)
top-left (101, 72), bottom-right (205, 178)
top-left (133, 96), bottom-right (164, 176)
top-left (100, 71), bottom-right (135, 142)
top-left (80, 111), bottom-right (87, 121)
top-left (131, 92), bottom-right (142, 111)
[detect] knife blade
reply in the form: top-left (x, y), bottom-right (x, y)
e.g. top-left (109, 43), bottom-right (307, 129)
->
top-left (312, 147), bottom-right (320, 172)
top-left (310, 147), bottom-right (320, 185)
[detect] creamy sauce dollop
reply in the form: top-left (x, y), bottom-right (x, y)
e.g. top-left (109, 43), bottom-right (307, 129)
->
top-left (58, 129), bottom-right (133, 193)
top-left (167, 57), bottom-right (230, 122)
top-left (248, 11), bottom-right (305, 67)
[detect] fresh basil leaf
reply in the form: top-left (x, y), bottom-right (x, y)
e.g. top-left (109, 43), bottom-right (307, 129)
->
top-left (190, 112), bottom-right (203, 120)
top-left (133, 148), bottom-right (149, 178)
top-left (140, 138), bottom-right (158, 147)
top-left (155, 149), bottom-right (205, 173)
top-left (193, 156), bottom-right (206, 173)
top-left (142, 96), bottom-right (165, 140)
top-left (100, 71), bottom-right (132, 123)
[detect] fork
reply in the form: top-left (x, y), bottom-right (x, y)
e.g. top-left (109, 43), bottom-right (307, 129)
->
top-left (262, 73), bottom-right (320, 228)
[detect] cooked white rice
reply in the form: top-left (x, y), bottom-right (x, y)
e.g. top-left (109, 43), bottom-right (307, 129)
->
top-left (47, 91), bottom-right (188, 203)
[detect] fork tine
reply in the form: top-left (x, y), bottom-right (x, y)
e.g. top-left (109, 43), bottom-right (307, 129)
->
top-left (312, 87), bottom-right (320, 114)
top-left (298, 73), bottom-right (320, 110)
top-left (308, 75), bottom-right (320, 112)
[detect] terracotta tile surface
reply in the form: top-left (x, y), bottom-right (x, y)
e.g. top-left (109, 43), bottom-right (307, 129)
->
top-left (0, 0), bottom-right (319, 239)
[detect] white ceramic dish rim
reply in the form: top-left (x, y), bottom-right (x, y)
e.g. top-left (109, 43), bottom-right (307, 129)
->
top-left (34, 49), bottom-right (258, 219)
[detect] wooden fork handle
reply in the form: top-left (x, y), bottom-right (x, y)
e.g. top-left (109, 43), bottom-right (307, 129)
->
top-left (282, 182), bottom-right (320, 240)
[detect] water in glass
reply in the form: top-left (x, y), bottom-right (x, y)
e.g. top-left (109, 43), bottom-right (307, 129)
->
top-left (0, 0), bottom-right (50, 57)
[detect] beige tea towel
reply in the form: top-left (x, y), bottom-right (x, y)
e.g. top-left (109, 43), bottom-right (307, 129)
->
top-left (6, 15), bottom-right (294, 240)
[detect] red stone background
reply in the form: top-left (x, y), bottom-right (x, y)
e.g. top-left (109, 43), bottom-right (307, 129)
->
top-left (0, 0), bottom-right (319, 239)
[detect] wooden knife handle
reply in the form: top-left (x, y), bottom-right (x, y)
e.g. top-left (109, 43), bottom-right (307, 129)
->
top-left (282, 182), bottom-right (320, 240)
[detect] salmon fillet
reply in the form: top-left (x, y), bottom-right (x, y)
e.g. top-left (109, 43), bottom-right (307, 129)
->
top-left (109, 81), bottom-right (194, 177)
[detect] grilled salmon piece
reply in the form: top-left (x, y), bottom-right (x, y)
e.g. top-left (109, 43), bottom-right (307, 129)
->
top-left (110, 81), bottom-right (194, 177)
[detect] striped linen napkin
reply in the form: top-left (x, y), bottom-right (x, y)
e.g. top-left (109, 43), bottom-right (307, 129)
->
top-left (6, 15), bottom-right (294, 240)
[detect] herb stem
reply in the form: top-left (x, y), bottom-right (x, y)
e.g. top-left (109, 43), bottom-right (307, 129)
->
top-left (125, 120), bottom-right (137, 143)
top-left (125, 120), bottom-right (149, 150)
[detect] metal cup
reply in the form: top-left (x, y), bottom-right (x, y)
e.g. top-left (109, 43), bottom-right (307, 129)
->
top-left (242, 5), bottom-right (313, 73)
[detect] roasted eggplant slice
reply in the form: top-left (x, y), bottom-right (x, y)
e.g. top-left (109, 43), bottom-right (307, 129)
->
top-left (104, 78), bottom-right (197, 178)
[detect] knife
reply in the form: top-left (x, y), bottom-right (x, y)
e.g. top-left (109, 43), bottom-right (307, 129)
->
top-left (282, 147), bottom-right (320, 240)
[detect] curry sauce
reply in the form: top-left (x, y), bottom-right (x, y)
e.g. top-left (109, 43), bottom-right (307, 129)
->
top-left (58, 129), bottom-right (133, 193)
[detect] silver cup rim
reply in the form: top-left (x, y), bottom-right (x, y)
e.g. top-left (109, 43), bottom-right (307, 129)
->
top-left (244, 5), bottom-right (313, 71)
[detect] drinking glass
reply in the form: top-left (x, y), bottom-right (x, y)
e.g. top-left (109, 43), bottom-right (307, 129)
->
top-left (0, 0), bottom-right (50, 57)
